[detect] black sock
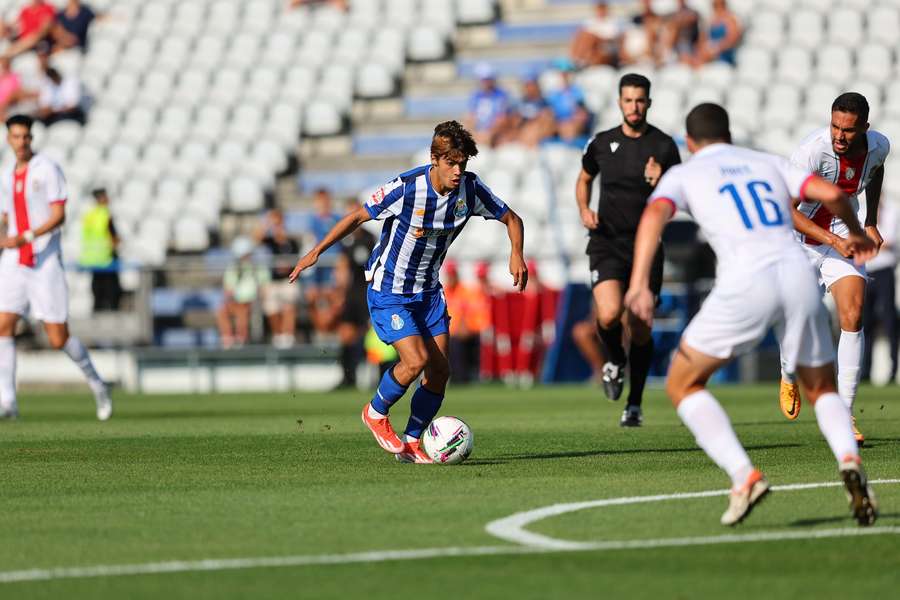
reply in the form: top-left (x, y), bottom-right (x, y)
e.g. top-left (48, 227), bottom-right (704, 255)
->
top-left (627, 337), bottom-right (654, 407)
top-left (340, 344), bottom-right (356, 386)
top-left (597, 322), bottom-right (626, 365)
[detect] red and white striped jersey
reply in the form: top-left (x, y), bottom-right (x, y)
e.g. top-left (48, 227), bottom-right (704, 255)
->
top-left (0, 153), bottom-right (67, 266)
top-left (791, 127), bottom-right (890, 245)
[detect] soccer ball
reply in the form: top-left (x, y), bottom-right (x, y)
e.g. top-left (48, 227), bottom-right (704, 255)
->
top-left (421, 416), bottom-right (473, 465)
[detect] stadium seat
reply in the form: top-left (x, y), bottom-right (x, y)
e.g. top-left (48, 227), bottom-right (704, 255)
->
top-left (228, 176), bottom-right (265, 213)
top-left (685, 86), bottom-right (723, 107)
top-left (828, 9), bottom-right (864, 47)
top-left (173, 216), bottom-right (211, 253)
top-left (725, 84), bottom-right (761, 129)
top-left (303, 101), bottom-right (344, 137)
top-left (803, 81), bottom-right (840, 120)
top-left (656, 63), bottom-right (694, 91)
top-left (845, 80), bottom-right (882, 120)
top-left (868, 6), bottom-right (899, 47)
top-left (815, 46), bottom-right (852, 86)
top-left (408, 26), bottom-right (450, 62)
top-left (456, 0), bottom-right (496, 25)
top-left (883, 82), bottom-right (900, 119)
top-left (856, 44), bottom-right (893, 86)
top-left (695, 62), bottom-right (734, 90)
top-left (787, 10), bottom-right (823, 50)
top-left (735, 46), bottom-right (772, 87)
top-left (356, 63), bottom-right (397, 99)
top-left (776, 46), bottom-right (812, 85)
top-left (762, 83), bottom-right (801, 128)
top-left (745, 11), bottom-right (783, 51)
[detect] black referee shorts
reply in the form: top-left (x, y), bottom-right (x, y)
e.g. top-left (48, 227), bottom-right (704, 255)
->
top-left (587, 234), bottom-right (664, 296)
top-left (340, 288), bottom-right (370, 327)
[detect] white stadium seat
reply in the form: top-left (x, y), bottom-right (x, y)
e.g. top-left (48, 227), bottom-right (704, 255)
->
top-left (228, 176), bottom-right (265, 213)
top-left (856, 44), bottom-right (893, 86)
top-left (815, 46), bottom-right (852, 86)
top-left (745, 11), bottom-right (783, 51)
top-left (408, 26), bottom-right (449, 62)
top-left (828, 8), bottom-right (863, 47)
top-left (173, 216), bottom-right (211, 253)
top-left (776, 46), bottom-right (812, 85)
top-left (303, 101), bottom-right (344, 137)
top-left (787, 10), bottom-right (823, 50)
top-left (868, 6), bottom-right (899, 47)
top-left (456, 0), bottom-right (496, 25)
top-left (356, 63), bottom-right (396, 99)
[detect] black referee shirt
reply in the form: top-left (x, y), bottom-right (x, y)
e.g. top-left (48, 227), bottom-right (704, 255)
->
top-left (581, 124), bottom-right (681, 237)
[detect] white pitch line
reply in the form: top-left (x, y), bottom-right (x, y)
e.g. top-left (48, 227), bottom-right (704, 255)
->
top-left (484, 479), bottom-right (900, 549)
top-left (1, 479), bottom-right (898, 584)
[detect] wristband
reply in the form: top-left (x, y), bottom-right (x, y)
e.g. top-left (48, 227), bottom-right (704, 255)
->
top-left (22, 230), bottom-right (34, 243)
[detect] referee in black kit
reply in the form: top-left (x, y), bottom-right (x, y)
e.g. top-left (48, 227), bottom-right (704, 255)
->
top-left (576, 73), bottom-right (681, 427)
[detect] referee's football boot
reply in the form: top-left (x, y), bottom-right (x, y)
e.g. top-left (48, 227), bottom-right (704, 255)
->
top-left (839, 455), bottom-right (877, 526)
top-left (721, 469), bottom-right (770, 526)
top-left (601, 362), bottom-right (625, 401)
top-left (779, 379), bottom-right (801, 420)
top-left (619, 405), bottom-right (642, 427)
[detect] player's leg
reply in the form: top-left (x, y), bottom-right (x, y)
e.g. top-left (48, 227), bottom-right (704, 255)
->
top-left (829, 271), bottom-right (866, 443)
top-left (592, 279), bottom-right (627, 400)
top-left (0, 312), bottom-right (20, 418)
top-left (43, 322), bottom-right (112, 421)
top-left (571, 318), bottom-right (604, 383)
top-left (667, 343), bottom-right (768, 526)
top-left (397, 333), bottom-right (450, 464)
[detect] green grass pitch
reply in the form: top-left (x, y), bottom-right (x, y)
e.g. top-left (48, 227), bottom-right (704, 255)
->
top-left (1, 384), bottom-right (898, 599)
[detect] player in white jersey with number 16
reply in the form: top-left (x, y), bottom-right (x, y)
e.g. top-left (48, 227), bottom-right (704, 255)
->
top-left (625, 103), bottom-right (878, 527)
top-left (0, 114), bottom-right (111, 421)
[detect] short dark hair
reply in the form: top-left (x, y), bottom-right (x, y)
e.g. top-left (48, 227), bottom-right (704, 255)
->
top-left (685, 103), bottom-right (731, 143)
top-left (832, 92), bottom-right (869, 124)
top-left (619, 73), bottom-right (651, 96)
top-left (5, 114), bottom-right (34, 130)
top-left (431, 120), bottom-right (478, 161)
top-left (91, 187), bottom-right (108, 198)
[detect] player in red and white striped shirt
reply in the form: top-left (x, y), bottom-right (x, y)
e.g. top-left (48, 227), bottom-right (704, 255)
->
top-left (0, 114), bottom-right (111, 420)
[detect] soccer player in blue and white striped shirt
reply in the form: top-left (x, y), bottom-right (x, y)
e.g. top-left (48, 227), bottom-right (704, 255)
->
top-left (290, 121), bottom-right (527, 463)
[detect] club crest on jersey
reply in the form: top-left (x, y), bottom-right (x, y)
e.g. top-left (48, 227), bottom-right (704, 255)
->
top-left (453, 197), bottom-right (468, 218)
top-left (390, 314), bottom-right (405, 331)
top-left (845, 167), bottom-right (856, 180)
top-left (610, 141), bottom-right (620, 153)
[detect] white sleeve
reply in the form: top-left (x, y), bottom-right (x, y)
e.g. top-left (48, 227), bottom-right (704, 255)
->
top-left (789, 140), bottom-right (817, 173)
top-left (649, 167), bottom-right (688, 215)
top-left (363, 176), bottom-right (405, 221)
top-left (774, 156), bottom-right (813, 200)
top-left (46, 162), bottom-right (68, 203)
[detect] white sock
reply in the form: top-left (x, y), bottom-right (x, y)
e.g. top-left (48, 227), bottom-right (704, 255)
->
top-left (62, 337), bottom-right (104, 388)
top-left (813, 392), bottom-right (859, 463)
top-left (677, 389), bottom-right (754, 488)
top-left (837, 329), bottom-right (863, 411)
top-left (780, 355), bottom-right (796, 384)
top-left (403, 433), bottom-right (419, 442)
top-left (367, 403), bottom-right (385, 419)
top-left (0, 337), bottom-right (16, 410)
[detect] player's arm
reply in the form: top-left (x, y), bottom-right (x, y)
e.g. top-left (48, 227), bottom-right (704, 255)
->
top-left (575, 168), bottom-right (598, 229)
top-left (864, 165), bottom-right (884, 251)
top-left (288, 204), bottom-right (371, 283)
top-left (499, 208), bottom-right (527, 292)
top-left (1, 202), bottom-right (65, 249)
top-left (625, 199), bottom-right (673, 325)
top-left (796, 176), bottom-right (877, 264)
top-left (790, 208), bottom-right (850, 255)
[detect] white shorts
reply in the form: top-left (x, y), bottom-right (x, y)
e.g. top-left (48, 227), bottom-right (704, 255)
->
top-left (801, 243), bottom-right (866, 291)
top-left (0, 251), bottom-right (69, 323)
top-left (262, 279), bottom-right (300, 315)
top-left (682, 258), bottom-right (835, 374)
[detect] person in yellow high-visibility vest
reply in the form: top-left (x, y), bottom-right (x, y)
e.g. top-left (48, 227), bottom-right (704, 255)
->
top-left (79, 188), bottom-right (120, 311)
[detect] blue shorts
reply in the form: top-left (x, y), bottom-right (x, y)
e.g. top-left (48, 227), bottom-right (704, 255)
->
top-left (367, 286), bottom-right (450, 344)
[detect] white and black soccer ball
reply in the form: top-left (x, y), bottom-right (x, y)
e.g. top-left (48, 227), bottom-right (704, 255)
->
top-left (421, 416), bottom-right (473, 465)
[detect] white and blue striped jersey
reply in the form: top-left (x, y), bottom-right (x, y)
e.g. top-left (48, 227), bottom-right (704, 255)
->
top-left (364, 165), bottom-right (508, 294)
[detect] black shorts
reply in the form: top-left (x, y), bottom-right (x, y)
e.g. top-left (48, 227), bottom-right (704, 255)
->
top-left (340, 289), bottom-right (369, 327)
top-left (587, 234), bottom-right (664, 296)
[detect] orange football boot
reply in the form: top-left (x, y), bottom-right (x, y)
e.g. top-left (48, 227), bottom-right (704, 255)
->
top-left (779, 379), bottom-right (801, 420)
top-left (361, 404), bottom-right (404, 454)
top-left (396, 439), bottom-right (433, 464)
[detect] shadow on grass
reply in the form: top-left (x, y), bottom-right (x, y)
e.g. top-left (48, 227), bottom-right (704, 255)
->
top-left (790, 513), bottom-right (900, 528)
top-left (487, 443), bottom-right (802, 463)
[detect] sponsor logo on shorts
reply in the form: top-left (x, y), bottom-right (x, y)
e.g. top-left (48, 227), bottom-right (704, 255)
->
top-left (390, 314), bottom-right (405, 331)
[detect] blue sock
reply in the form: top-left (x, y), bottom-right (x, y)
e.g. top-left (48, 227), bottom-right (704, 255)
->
top-left (404, 385), bottom-right (444, 438)
top-left (370, 368), bottom-right (408, 415)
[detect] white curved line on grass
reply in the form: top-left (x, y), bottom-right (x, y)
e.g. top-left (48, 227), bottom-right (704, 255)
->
top-left (484, 479), bottom-right (900, 549)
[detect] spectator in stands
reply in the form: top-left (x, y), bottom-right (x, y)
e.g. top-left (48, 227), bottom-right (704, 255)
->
top-left (464, 62), bottom-right (513, 148)
top-left (569, 1), bottom-right (625, 68)
top-left (256, 208), bottom-right (300, 350)
top-left (444, 260), bottom-right (493, 383)
top-left (334, 224), bottom-right (376, 388)
top-left (305, 189), bottom-right (343, 333)
top-left (658, 0), bottom-right (700, 65)
top-left (79, 187), bottom-right (121, 312)
top-left (36, 67), bottom-right (85, 125)
top-left (546, 58), bottom-right (592, 145)
top-left (54, 0), bottom-right (96, 53)
top-left (619, 0), bottom-right (662, 66)
top-left (0, 57), bottom-right (25, 122)
top-left (689, 0), bottom-right (741, 67)
top-left (0, 0), bottom-right (57, 58)
top-left (508, 71), bottom-right (554, 148)
top-left (217, 237), bottom-right (270, 349)
top-left (862, 201), bottom-right (899, 384)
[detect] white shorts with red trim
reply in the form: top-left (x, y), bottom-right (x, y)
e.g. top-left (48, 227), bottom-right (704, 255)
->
top-left (800, 243), bottom-right (866, 291)
top-left (0, 251), bottom-right (69, 323)
top-left (682, 258), bottom-right (834, 373)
